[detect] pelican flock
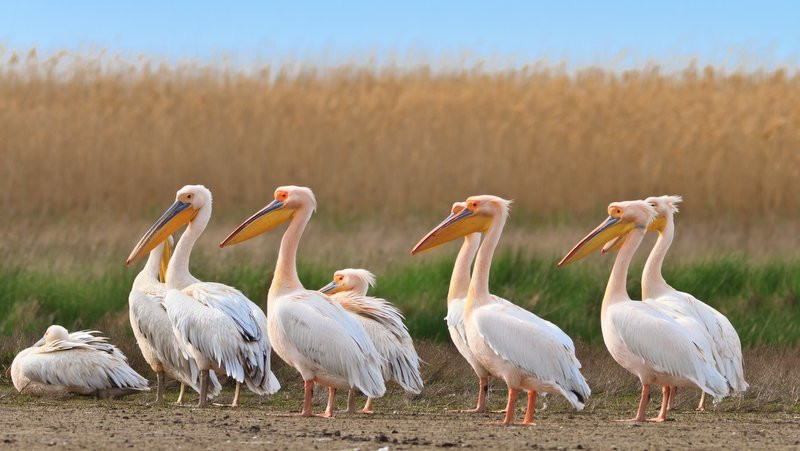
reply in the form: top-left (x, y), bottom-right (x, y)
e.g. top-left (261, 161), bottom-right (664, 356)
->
top-left (319, 268), bottom-right (423, 413)
top-left (9, 187), bottom-right (750, 428)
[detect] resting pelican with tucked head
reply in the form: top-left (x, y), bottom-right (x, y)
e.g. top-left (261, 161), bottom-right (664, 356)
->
top-left (603, 195), bottom-right (748, 410)
top-left (558, 200), bottom-right (729, 422)
top-left (11, 325), bottom-right (149, 398)
top-left (413, 195), bottom-right (590, 425)
top-left (127, 185), bottom-right (279, 407)
top-left (220, 186), bottom-right (385, 417)
top-left (319, 268), bottom-right (423, 413)
top-left (129, 237), bottom-right (221, 404)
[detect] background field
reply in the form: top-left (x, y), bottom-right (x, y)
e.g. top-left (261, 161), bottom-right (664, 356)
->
top-left (1, 49), bottom-right (799, 377)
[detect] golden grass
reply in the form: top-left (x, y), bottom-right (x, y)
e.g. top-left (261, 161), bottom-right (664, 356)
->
top-left (2, 48), bottom-right (799, 224)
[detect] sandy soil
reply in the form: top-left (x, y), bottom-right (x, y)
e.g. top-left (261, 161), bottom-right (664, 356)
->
top-left (1, 384), bottom-right (799, 450)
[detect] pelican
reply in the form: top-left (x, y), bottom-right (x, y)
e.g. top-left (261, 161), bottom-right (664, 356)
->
top-left (11, 325), bottom-right (149, 398)
top-left (129, 237), bottom-right (221, 404)
top-left (126, 185), bottom-right (280, 407)
top-left (439, 202), bottom-right (490, 412)
top-left (219, 185), bottom-right (385, 417)
top-left (412, 195), bottom-right (590, 425)
top-left (603, 195), bottom-right (748, 410)
top-left (558, 200), bottom-right (729, 422)
top-left (319, 268), bottom-right (423, 413)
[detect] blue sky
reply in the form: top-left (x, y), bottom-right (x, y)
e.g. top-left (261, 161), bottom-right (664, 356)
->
top-left (1, 1), bottom-right (798, 68)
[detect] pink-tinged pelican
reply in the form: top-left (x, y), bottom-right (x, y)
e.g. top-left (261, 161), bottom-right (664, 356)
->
top-left (604, 195), bottom-right (748, 410)
top-left (11, 325), bottom-right (149, 398)
top-left (558, 200), bottom-right (729, 422)
top-left (127, 185), bottom-right (280, 407)
top-left (319, 268), bottom-right (423, 413)
top-left (129, 237), bottom-right (221, 404)
top-left (441, 202), bottom-right (490, 412)
top-left (413, 195), bottom-right (590, 426)
top-left (220, 186), bottom-right (385, 417)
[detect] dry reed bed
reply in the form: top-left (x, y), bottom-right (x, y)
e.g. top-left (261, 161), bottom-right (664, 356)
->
top-left (1, 49), bottom-right (799, 223)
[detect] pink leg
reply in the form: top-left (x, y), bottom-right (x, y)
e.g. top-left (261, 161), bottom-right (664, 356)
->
top-left (459, 376), bottom-right (488, 413)
top-left (300, 380), bottom-right (314, 417)
top-left (347, 388), bottom-right (357, 414)
top-left (648, 386), bottom-right (669, 422)
top-left (668, 386), bottom-right (676, 410)
top-left (615, 383), bottom-right (650, 422)
top-left (321, 387), bottom-right (335, 417)
top-left (501, 388), bottom-right (519, 426)
top-left (516, 391), bottom-right (536, 426)
top-left (696, 392), bottom-right (707, 411)
top-left (362, 397), bottom-right (374, 413)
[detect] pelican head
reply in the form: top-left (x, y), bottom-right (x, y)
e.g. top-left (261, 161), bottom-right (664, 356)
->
top-left (600, 195), bottom-right (682, 254)
top-left (411, 195), bottom-right (511, 255)
top-left (126, 185), bottom-right (210, 265)
top-left (319, 268), bottom-right (376, 296)
top-left (34, 325), bottom-right (69, 347)
top-left (220, 185), bottom-right (316, 247)
top-left (558, 200), bottom-right (656, 267)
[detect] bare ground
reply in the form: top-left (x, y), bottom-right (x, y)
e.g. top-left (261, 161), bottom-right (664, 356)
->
top-left (0, 386), bottom-right (799, 450)
top-left (1, 343), bottom-right (799, 450)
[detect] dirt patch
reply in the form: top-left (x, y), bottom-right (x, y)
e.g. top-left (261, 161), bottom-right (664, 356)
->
top-left (1, 384), bottom-right (799, 450)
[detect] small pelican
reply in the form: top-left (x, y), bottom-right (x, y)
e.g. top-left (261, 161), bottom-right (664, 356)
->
top-left (558, 200), bottom-right (729, 422)
top-left (220, 186), bottom-right (385, 417)
top-left (320, 268), bottom-right (423, 413)
top-left (413, 195), bottom-right (590, 425)
top-left (127, 185), bottom-right (280, 407)
top-left (11, 325), bottom-right (149, 398)
top-left (129, 237), bottom-right (221, 404)
top-left (603, 195), bottom-right (748, 410)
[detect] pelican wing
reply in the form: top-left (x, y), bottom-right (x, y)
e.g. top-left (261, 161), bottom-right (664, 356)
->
top-left (445, 298), bottom-right (469, 347)
top-left (165, 285), bottom-right (278, 395)
top-left (472, 302), bottom-right (590, 408)
top-left (333, 292), bottom-right (408, 340)
top-left (668, 291), bottom-right (748, 392)
top-left (274, 290), bottom-right (385, 397)
top-left (608, 301), bottom-right (729, 399)
top-left (129, 289), bottom-right (205, 392)
top-left (21, 337), bottom-right (149, 391)
top-left (334, 292), bottom-right (423, 394)
top-left (184, 282), bottom-right (262, 342)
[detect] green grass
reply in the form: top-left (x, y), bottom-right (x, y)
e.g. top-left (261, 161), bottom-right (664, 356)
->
top-left (1, 252), bottom-right (799, 349)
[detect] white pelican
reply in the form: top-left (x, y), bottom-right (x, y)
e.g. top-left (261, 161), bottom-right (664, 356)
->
top-left (126, 185), bottom-right (280, 407)
top-left (219, 186), bottom-right (385, 417)
top-left (319, 268), bottom-right (423, 413)
top-left (558, 200), bottom-right (729, 422)
top-left (604, 195), bottom-right (748, 410)
top-left (129, 236), bottom-right (221, 404)
top-left (441, 202), bottom-right (490, 412)
top-left (11, 325), bottom-right (149, 398)
top-left (412, 195), bottom-right (590, 425)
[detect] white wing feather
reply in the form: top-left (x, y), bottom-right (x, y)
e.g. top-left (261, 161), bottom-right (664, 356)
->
top-left (17, 332), bottom-right (149, 392)
top-left (164, 283), bottom-right (279, 395)
top-left (471, 302), bottom-right (590, 409)
top-left (608, 302), bottom-right (729, 400)
top-left (273, 290), bottom-right (386, 398)
top-left (333, 292), bottom-right (423, 394)
top-left (651, 291), bottom-right (748, 393)
top-left (130, 287), bottom-right (224, 396)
